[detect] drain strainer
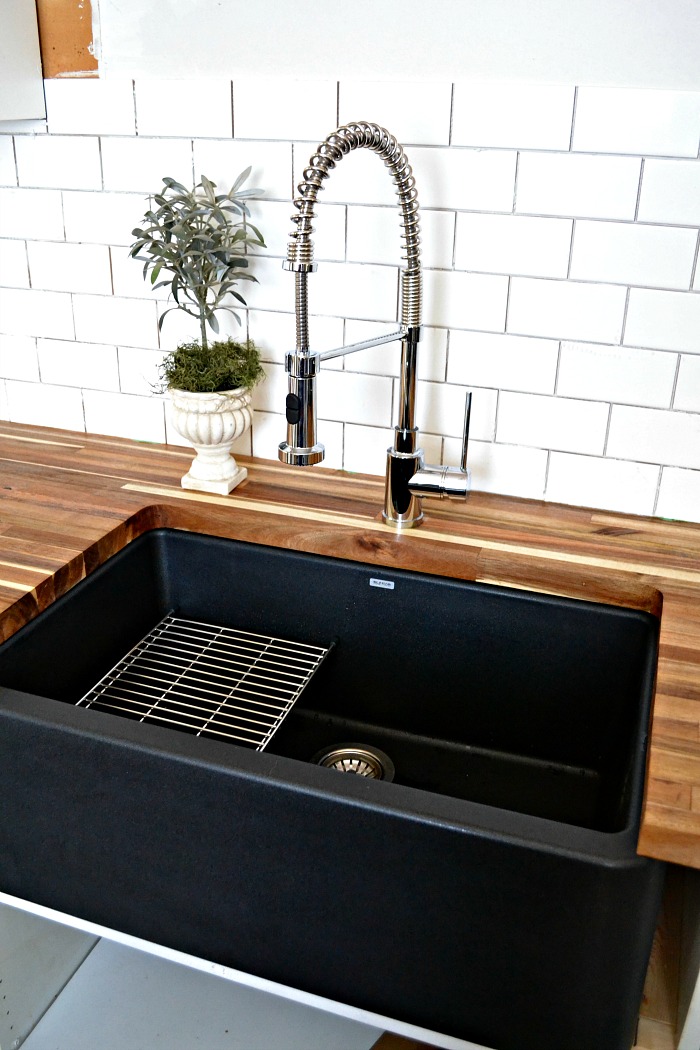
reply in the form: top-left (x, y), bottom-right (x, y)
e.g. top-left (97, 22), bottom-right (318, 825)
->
top-left (312, 744), bottom-right (395, 782)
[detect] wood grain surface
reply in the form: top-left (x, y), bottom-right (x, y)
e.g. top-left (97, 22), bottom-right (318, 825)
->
top-left (0, 421), bottom-right (699, 870)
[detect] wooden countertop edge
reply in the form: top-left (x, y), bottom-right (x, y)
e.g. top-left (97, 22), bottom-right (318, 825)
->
top-left (0, 429), bottom-right (699, 869)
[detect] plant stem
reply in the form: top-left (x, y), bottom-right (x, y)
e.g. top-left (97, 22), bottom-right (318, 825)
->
top-left (199, 299), bottom-right (208, 352)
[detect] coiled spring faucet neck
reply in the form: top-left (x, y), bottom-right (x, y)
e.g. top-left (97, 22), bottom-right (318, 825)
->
top-left (286, 122), bottom-right (422, 335)
top-left (279, 122), bottom-right (471, 528)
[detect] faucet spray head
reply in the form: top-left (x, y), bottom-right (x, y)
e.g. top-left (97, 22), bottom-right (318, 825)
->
top-left (278, 349), bottom-right (325, 467)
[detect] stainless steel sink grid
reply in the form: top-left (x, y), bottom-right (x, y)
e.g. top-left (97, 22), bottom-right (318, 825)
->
top-left (76, 614), bottom-right (332, 751)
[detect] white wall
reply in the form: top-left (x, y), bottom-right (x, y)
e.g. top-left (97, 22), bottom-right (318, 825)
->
top-left (94, 0), bottom-right (700, 89)
top-left (1, 76), bottom-right (699, 522)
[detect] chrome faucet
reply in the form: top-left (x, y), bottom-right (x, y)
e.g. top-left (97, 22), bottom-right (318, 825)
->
top-left (278, 122), bottom-right (471, 528)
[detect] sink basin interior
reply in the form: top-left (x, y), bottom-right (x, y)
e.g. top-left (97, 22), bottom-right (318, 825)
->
top-left (0, 528), bottom-right (658, 832)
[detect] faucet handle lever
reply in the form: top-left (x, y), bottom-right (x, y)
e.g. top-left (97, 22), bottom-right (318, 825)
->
top-left (460, 391), bottom-right (472, 473)
top-left (407, 391), bottom-right (473, 503)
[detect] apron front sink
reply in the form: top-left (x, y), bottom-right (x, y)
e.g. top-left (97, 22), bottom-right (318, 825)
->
top-left (0, 528), bottom-right (664, 1050)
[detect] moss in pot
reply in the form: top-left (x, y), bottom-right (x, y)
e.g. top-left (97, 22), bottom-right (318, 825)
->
top-left (130, 171), bottom-right (266, 493)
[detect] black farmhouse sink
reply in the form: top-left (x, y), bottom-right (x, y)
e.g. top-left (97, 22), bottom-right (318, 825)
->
top-left (0, 528), bottom-right (665, 1050)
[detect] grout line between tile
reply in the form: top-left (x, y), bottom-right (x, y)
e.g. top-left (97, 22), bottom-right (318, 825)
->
top-left (131, 80), bottom-right (139, 136)
top-left (652, 465), bottom-right (664, 516)
top-left (568, 87), bottom-right (579, 153)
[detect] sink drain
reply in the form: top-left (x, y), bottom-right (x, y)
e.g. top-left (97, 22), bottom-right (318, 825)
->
top-left (312, 744), bottom-right (395, 782)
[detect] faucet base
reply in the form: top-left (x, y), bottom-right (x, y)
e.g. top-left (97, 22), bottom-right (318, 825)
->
top-left (278, 442), bottom-right (325, 467)
top-left (383, 446), bottom-right (424, 528)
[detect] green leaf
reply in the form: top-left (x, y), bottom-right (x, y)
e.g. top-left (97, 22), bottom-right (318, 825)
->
top-left (163, 177), bottom-right (189, 193)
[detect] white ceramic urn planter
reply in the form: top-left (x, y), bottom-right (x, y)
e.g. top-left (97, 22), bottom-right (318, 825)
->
top-left (169, 387), bottom-right (253, 495)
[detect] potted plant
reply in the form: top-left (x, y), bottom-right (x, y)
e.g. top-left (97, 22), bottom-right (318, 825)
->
top-left (130, 170), bottom-right (266, 493)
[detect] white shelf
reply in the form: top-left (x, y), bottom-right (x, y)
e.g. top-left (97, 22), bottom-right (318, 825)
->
top-left (21, 939), bottom-right (383, 1050)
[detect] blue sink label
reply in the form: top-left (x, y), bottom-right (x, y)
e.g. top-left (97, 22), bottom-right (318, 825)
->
top-left (370, 578), bottom-right (395, 590)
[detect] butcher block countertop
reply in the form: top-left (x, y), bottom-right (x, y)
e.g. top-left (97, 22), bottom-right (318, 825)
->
top-left (0, 420), bottom-right (699, 871)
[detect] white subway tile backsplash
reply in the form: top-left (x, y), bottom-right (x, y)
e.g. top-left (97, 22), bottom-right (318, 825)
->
top-left (248, 408), bottom-right (282, 461)
top-left (638, 159), bottom-right (700, 226)
top-left (1, 74), bottom-right (699, 523)
top-left (608, 405), bottom-right (700, 469)
top-left (118, 346), bottom-right (167, 396)
top-left (573, 87), bottom-right (700, 157)
top-left (348, 206), bottom-right (454, 270)
top-left (558, 342), bottom-right (677, 408)
top-left (338, 82), bottom-right (452, 145)
top-left (44, 80), bottom-right (136, 136)
top-left (247, 310), bottom-right (293, 365)
top-left (515, 152), bottom-right (641, 221)
top-left (193, 139), bottom-right (292, 201)
top-left (318, 369), bottom-right (394, 428)
top-left (73, 294), bottom-right (159, 350)
top-left (570, 221), bottom-right (697, 290)
top-left (245, 199), bottom-right (293, 259)
top-left (624, 288), bottom-right (700, 353)
top-left (0, 188), bottom-right (64, 240)
top-left (83, 389), bottom-right (165, 443)
top-left (234, 79), bottom-right (336, 142)
top-left (101, 137), bottom-right (193, 193)
top-left (452, 439), bottom-right (548, 499)
top-left (309, 201), bottom-right (346, 262)
top-left (417, 381), bottom-right (497, 441)
top-left (312, 261), bottom-right (399, 323)
top-left (507, 277), bottom-right (627, 343)
top-left (0, 335), bottom-right (39, 381)
top-left (497, 392), bottom-right (609, 455)
top-left (0, 240), bottom-right (29, 288)
top-left (452, 83), bottom-right (575, 150)
top-left (447, 331), bottom-right (558, 395)
top-left (37, 338), bottom-right (120, 391)
top-left (135, 80), bottom-right (233, 138)
top-left (0, 288), bottom-right (74, 340)
top-left (656, 467), bottom-right (700, 522)
top-left (111, 248), bottom-right (158, 300)
top-left (27, 242), bottom-right (112, 295)
top-left (0, 138), bottom-right (16, 185)
top-left (424, 270), bottom-right (508, 332)
top-left (63, 190), bottom-right (145, 247)
top-left (236, 254), bottom-right (293, 315)
top-left (6, 379), bottom-right (84, 431)
top-left (250, 362), bottom-right (290, 415)
top-left (411, 148), bottom-right (517, 212)
top-left (455, 213), bottom-right (572, 278)
top-left (675, 356), bottom-right (700, 412)
top-left (546, 453), bottom-right (659, 515)
top-left (15, 136), bottom-right (102, 191)
top-left (318, 145), bottom-right (517, 213)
